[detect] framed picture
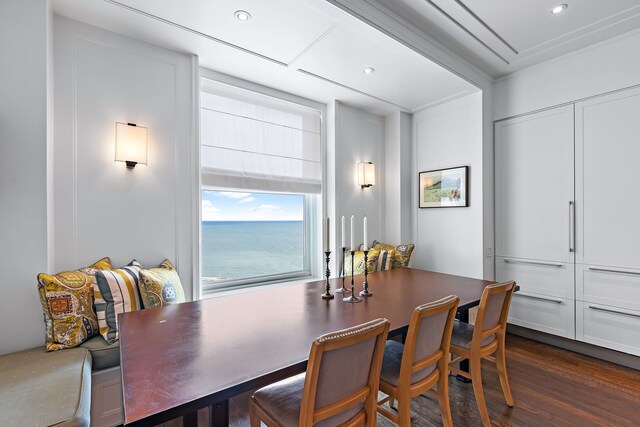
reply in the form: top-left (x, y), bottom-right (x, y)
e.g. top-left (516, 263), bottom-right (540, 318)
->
top-left (419, 166), bottom-right (468, 208)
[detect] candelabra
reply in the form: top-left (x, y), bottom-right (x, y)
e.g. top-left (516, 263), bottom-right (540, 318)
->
top-left (342, 250), bottom-right (362, 303)
top-left (359, 249), bottom-right (372, 297)
top-left (321, 250), bottom-right (334, 300)
top-left (335, 246), bottom-right (350, 294)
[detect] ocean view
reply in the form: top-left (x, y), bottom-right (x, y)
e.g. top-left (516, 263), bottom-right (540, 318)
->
top-left (202, 220), bottom-right (304, 280)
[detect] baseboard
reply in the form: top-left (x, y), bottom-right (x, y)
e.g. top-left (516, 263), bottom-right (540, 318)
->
top-left (507, 324), bottom-right (640, 370)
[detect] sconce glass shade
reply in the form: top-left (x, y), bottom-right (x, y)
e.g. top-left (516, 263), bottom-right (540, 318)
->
top-left (115, 122), bottom-right (148, 168)
top-left (357, 161), bottom-right (375, 188)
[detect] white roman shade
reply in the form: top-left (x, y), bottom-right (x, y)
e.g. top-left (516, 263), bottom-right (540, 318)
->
top-left (201, 83), bottom-right (322, 193)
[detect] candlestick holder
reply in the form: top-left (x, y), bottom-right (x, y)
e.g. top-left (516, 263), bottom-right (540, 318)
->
top-left (359, 249), bottom-right (372, 297)
top-left (335, 246), bottom-right (350, 294)
top-left (322, 250), bottom-right (334, 300)
top-left (343, 250), bottom-right (362, 303)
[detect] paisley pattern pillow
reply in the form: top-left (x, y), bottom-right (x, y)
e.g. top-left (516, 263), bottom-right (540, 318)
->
top-left (372, 241), bottom-right (415, 269)
top-left (37, 257), bottom-right (112, 351)
top-left (344, 250), bottom-right (380, 275)
top-left (138, 259), bottom-right (185, 308)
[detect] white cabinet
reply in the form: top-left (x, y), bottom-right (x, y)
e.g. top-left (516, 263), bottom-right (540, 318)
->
top-left (497, 86), bottom-right (640, 355)
top-left (495, 105), bottom-right (576, 339)
top-left (510, 292), bottom-right (575, 339)
top-left (576, 301), bottom-right (640, 356)
top-left (495, 105), bottom-right (575, 263)
top-left (575, 87), bottom-right (640, 269)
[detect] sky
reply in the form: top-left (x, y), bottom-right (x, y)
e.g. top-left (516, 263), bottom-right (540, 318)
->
top-left (202, 190), bottom-right (304, 221)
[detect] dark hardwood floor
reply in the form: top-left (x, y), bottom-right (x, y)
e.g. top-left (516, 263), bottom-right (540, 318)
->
top-left (160, 334), bottom-right (640, 426)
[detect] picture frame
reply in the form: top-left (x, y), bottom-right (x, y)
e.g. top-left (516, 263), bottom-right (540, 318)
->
top-left (419, 166), bottom-right (468, 208)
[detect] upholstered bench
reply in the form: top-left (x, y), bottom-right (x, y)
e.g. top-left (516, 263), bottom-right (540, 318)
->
top-left (78, 336), bottom-right (123, 427)
top-left (0, 346), bottom-right (92, 427)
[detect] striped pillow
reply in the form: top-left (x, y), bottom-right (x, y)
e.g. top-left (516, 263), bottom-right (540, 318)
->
top-left (94, 261), bottom-right (143, 344)
top-left (376, 249), bottom-right (395, 271)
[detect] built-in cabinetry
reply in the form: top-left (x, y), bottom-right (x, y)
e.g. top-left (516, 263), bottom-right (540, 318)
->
top-left (495, 86), bottom-right (640, 356)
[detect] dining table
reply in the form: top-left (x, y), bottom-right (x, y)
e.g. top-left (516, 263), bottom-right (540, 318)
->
top-left (119, 267), bottom-right (498, 426)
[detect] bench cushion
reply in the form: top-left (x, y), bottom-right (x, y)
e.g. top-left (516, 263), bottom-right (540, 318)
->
top-left (80, 335), bottom-right (120, 371)
top-left (0, 347), bottom-right (92, 427)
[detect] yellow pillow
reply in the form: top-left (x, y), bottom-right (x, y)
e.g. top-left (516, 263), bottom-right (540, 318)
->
top-left (37, 257), bottom-right (112, 351)
top-left (372, 241), bottom-right (415, 269)
top-left (138, 259), bottom-right (186, 308)
top-left (344, 250), bottom-right (380, 275)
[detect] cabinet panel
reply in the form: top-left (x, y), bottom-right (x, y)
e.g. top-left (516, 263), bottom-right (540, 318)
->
top-left (576, 87), bottom-right (640, 268)
top-left (495, 105), bottom-right (575, 262)
top-left (508, 293), bottom-right (575, 339)
top-left (496, 257), bottom-right (574, 299)
top-left (577, 264), bottom-right (640, 311)
top-left (576, 301), bottom-right (640, 356)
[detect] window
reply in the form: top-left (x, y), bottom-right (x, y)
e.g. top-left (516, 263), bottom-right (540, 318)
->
top-left (200, 78), bottom-right (323, 293)
top-left (201, 190), bottom-right (311, 292)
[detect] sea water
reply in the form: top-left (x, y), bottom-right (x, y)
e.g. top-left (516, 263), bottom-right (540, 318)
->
top-left (201, 221), bottom-right (304, 280)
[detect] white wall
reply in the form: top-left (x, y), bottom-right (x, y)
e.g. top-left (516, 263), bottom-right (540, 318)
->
top-left (412, 92), bottom-right (484, 279)
top-left (333, 102), bottom-right (385, 252)
top-left (53, 16), bottom-right (198, 299)
top-left (494, 29), bottom-right (640, 119)
top-left (384, 112), bottom-right (412, 244)
top-left (0, 0), bottom-right (51, 355)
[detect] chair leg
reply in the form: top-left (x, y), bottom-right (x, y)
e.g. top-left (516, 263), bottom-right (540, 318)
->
top-left (396, 395), bottom-right (412, 427)
top-left (470, 357), bottom-right (491, 427)
top-left (496, 341), bottom-right (514, 407)
top-left (436, 370), bottom-right (453, 427)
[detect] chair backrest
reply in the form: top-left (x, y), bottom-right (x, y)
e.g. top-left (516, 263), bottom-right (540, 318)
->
top-left (300, 318), bottom-right (390, 426)
top-left (472, 281), bottom-right (516, 347)
top-left (398, 295), bottom-right (460, 387)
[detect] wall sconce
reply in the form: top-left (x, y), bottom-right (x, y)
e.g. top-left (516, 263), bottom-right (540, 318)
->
top-left (115, 122), bottom-right (148, 169)
top-left (357, 161), bottom-right (375, 188)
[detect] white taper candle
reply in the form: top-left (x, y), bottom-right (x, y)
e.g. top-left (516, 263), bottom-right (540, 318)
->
top-left (363, 216), bottom-right (368, 250)
top-left (341, 216), bottom-right (346, 248)
top-left (325, 217), bottom-right (330, 251)
top-left (350, 215), bottom-right (355, 251)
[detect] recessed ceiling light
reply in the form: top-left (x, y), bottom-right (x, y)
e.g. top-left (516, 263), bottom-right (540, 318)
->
top-left (234, 10), bottom-right (251, 21)
top-left (551, 4), bottom-right (568, 14)
top-left (363, 67), bottom-right (375, 74)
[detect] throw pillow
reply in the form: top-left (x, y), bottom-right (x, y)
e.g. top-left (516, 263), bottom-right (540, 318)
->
top-left (344, 250), bottom-right (380, 275)
top-left (37, 257), bottom-right (112, 351)
top-left (138, 259), bottom-right (185, 308)
top-left (94, 260), bottom-right (143, 344)
top-left (376, 249), bottom-right (395, 271)
top-left (372, 240), bottom-right (415, 269)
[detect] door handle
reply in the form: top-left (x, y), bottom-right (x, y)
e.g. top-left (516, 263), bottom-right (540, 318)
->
top-left (515, 292), bottom-right (563, 304)
top-left (587, 304), bottom-right (640, 318)
top-left (588, 267), bottom-right (640, 276)
top-left (503, 259), bottom-right (563, 268)
top-left (569, 201), bottom-right (575, 253)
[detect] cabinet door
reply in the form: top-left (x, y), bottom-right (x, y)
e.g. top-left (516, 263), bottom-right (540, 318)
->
top-left (495, 105), bottom-right (575, 262)
top-left (576, 87), bottom-right (640, 269)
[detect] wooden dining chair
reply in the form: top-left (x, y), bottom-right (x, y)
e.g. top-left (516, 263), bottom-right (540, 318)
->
top-left (249, 318), bottom-right (390, 427)
top-left (448, 281), bottom-right (517, 427)
top-left (377, 295), bottom-right (460, 427)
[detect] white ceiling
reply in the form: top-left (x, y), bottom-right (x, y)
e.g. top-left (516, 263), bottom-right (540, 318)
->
top-left (52, 0), bottom-right (478, 115)
top-left (373, 0), bottom-right (640, 77)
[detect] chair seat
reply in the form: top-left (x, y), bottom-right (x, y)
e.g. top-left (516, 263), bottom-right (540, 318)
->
top-left (79, 335), bottom-right (120, 370)
top-left (252, 373), bottom-right (363, 427)
top-left (380, 340), bottom-right (437, 387)
top-left (450, 321), bottom-right (495, 350)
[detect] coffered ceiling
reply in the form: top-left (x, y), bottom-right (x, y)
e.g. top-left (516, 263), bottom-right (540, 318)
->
top-left (372, 0), bottom-right (640, 77)
top-left (52, 0), bottom-right (478, 115)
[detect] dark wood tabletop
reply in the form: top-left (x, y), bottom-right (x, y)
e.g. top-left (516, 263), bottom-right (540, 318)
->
top-left (119, 268), bottom-right (495, 426)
